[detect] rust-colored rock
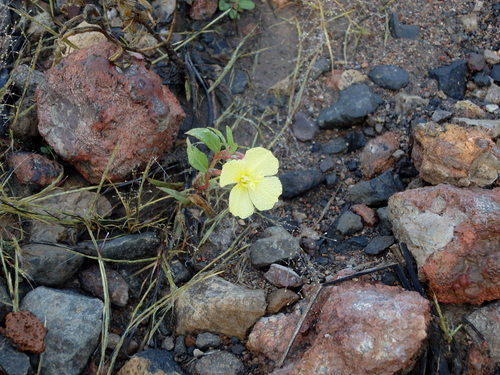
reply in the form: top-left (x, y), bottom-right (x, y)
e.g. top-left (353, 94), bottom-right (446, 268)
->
top-left (36, 41), bottom-right (185, 184)
top-left (189, 0), bottom-right (218, 20)
top-left (389, 185), bottom-right (500, 304)
top-left (265, 283), bottom-right (430, 375)
top-left (412, 122), bottom-right (499, 187)
top-left (5, 310), bottom-right (47, 353)
top-left (465, 342), bottom-right (494, 375)
top-left (351, 204), bottom-right (378, 227)
top-left (264, 264), bottom-right (303, 288)
top-left (7, 152), bottom-right (63, 186)
top-left (359, 131), bottom-right (400, 178)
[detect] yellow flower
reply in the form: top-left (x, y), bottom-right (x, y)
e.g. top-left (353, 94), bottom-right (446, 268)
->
top-left (220, 147), bottom-right (282, 219)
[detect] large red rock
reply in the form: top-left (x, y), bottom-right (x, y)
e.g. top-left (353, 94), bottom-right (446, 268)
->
top-left (36, 41), bottom-right (185, 184)
top-left (249, 283), bottom-right (430, 375)
top-left (359, 131), bottom-right (400, 178)
top-left (388, 185), bottom-right (500, 304)
top-left (412, 122), bottom-right (499, 187)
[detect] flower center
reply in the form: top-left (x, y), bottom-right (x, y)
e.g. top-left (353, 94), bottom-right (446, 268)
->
top-left (237, 172), bottom-right (260, 190)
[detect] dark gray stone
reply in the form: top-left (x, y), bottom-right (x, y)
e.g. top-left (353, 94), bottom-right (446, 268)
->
top-left (78, 265), bottom-right (129, 307)
top-left (11, 64), bottom-right (45, 96)
top-left (171, 259), bottom-right (192, 284)
top-left (319, 157), bottom-right (335, 173)
top-left (20, 287), bottom-right (103, 375)
top-left (431, 109), bottom-right (453, 123)
top-left (472, 72), bottom-right (491, 87)
top-left (368, 65), bottom-right (409, 90)
top-left (196, 332), bottom-right (221, 349)
top-left (194, 351), bottom-right (244, 375)
top-left (321, 138), bottom-right (348, 154)
top-left (318, 84), bottom-right (384, 129)
top-left (231, 70), bottom-right (249, 94)
top-left (0, 334), bottom-right (30, 375)
top-left (429, 60), bottom-right (467, 100)
top-left (364, 235), bottom-right (395, 255)
top-left (491, 64), bottom-right (500, 83)
top-left (127, 349), bottom-right (185, 374)
top-left (279, 170), bottom-right (325, 198)
top-left (336, 212), bottom-right (363, 236)
top-left (174, 335), bottom-right (187, 355)
top-left (292, 112), bottom-right (318, 141)
top-left (376, 206), bottom-right (393, 235)
top-left (311, 58), bottom-right (331, 80)
top-left (325, 173), bottom-right (339, 188)
top-left (21, 243), bottom-right (84, 286)
top-left (249, 226), bottom-right (302, 268)
top-left (348, 170), bottom-right (404, 206)
top-left (0, 278), bottom-right (12, 322)
top-left (345, 131), bottom-right (366, 152)
top-left (77, 232), bottom-right (160, 260)
top-left (389, 13), bottom-right (420, 39)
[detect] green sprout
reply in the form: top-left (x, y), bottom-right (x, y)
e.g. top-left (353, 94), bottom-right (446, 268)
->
top-left (219, 0), bottom-right (255, 19)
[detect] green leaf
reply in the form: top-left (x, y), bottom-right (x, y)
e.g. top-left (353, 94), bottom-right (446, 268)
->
top-left (239, 0), bottom-right (255, 10)
top-left (157, 187), bottom-right (191, 205)
top-left (147, 179), bottom-right (184, 189)
top-left (219, 0), bottom-right (231, 10)
top-left (208, 127), bottom-right (227, 146)
top-left (184, 79), bottom-right (192, 102)
top-left (226, 126), bottom-right (238, 152)
top-left (229, 8), bottom-right (239, 19)
top-left (186, 128), bottom-right (222, 154)
top-left (186, 139), bottom-right (209, 172)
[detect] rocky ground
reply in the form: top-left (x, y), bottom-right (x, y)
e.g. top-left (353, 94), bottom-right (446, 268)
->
top-left (0, 0), bottom-right (499, 375)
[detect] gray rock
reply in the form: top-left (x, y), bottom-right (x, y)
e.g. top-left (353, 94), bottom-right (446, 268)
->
top-left (0, 334), bottom-right (30, 375)
top-left (452, 117), bottom-right (500, 138)
top-left (79, 265), bottom-right (129, 307)
top-left (194, 351), bottom-right (244, 375)
top-left (394, 93), bottom-right (429, 117)
top-left (77, 232), bottom-right (160, 260)
top-left (118, 349), bottom-right (185, 374)
top-left (231, 70), bottom-right (249, 94)
top-left (174, 335), bottom-right (187, 356)
top-left (196, 332), bottom-right (221, 349)
top-left (319, 157), bottom-right (335, 173)
top-left (249, 226), bottom-right (302, 268)
top-left (325, 173), bottom-right (339, 188)
top-left (336, 212), bottom-right (363, 236)
top-left (318, 84), bottom-right (384, 129)
top-left (11, 64), bottom-right (45, 95)
top-left (20, 286), bottom-right (103, 375)
top-left (491, 64), bottom-right (500, 83)
top-left (171, 259), bottom-right (192, 284)
top-left (368, 65), bottom-right (409, 90)
top-left (311, 58), bottom-right (331, 80)
top-left (0, 278), bottom-right (12, 321)
top-left (264, 264), bottom-right (303, 288)
top-left (364, 236), bottom-right (395, 255)
top-left (485, 83), bottom-right (500, 105)
top-left (21, 243), bottom-right (84, 286)
top-left (161, 336), bottom-right (175, 351)
top-left (472, 72), bottom-right (491, 87)
top-left (431, 109), bottom-right (453, 123)
top-left (152, 0), bottom-right (177, 21)
top-left (292, 112), bottom-right (318, 142)
top-left (175, 276), bottom-right (266, 339)
top-left (321, 138), bottom-right (348, 154)
top-left (389, 13), bottom-right (420, 39)
top-left (376, 206), bottom-right (393, 235)
top-left (466, 301), bottom-right (500, 363)
top-left (348, 170), bottom-right (404, 206)
top-left (429, 60), bottom-right (467, 100)
top-left (279, 170), bottom-right (325, 198)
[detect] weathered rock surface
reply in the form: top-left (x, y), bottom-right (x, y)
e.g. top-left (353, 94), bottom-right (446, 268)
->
top-left (412, 122), bottom-right (499, 187)
top-left (79, 265), bottom-right (129, 307)
top-left (267, 289), bottom-right (300, 314)
top-left (348, 170), bottom-right (404, 206)
top-left (249, 226), bottom-right (302, 268)
top-left (193, 351), bottom-right (245, 375)
top-left (195, 332), bottom-right (221, 350)
top-left (264, 264), bottom-right (303, 288)
top-left (7, 152), bottom-right (63, 186)
top-left (336, 211), bottom-right (363, 236)
top-left (429, 60), bottom-right (467, 100)
top-left (175, 276), bottom-right (266, 339)
top-left (279, 170), bottom-right (325, 198)
top-left (20, 287), bottom-right (103, 375)
top-left (117, 349), bottom-right (185, 375)
top-left (36, 41), bottom-right (185, 183)
top-left (0, 334), bottom-right (30, 375)
top-left (77, 232), bottom-right (160, 259)
top-left (388, 185), bottom-right (500, 304)
top-left (359, 131), bottom-right (400, 178)
top-left (292, 112), bottom-right (318, 141)
top-left (368, 65), bottom-right (409, 90)
top-left (4, 310), bottom-right (47, 353)
top-left (364, 235), bottom-right (395, 255)
top-left (253, 283), bottom-right (430, 375)
top-left (466, 301), bottom-right (500, 363)
top-left (318, 84), bottom-right (384, 129)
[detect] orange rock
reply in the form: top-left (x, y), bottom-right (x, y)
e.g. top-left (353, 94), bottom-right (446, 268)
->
top-left (5, 310), bottom-right (47, 354)
top-left (359, 131), bottom-right (400, 178)
top-left (351, 204), bottom-right (378, 227)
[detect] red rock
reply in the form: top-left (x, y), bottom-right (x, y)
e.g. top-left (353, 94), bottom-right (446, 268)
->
top-left (465, 342), bottom-right (494, 375)
top-left (351, 204), bottom-right (378, 227)
top-left (36, 41), bottom-right (185, 184)
top-left (359, 131), bottom-right (400, 178)
top-left (267, 289), bottom-right (300, 314)
top-left (264, 264), bottom-right (303, 288)
top-left (412, 122), bottom-right (499, 187)
top-left (78, 265), bottom-right (129, 307)
top-left (265, 283), bottom-right (430, 375)
top-left (7, 152), bottom-right (63, 186)
top-left (189, 0), bottom-right (218, 20)
top-left (5, 310), bottom-right (47, 353)
top-left (388, 185), bottom-right (500, 304)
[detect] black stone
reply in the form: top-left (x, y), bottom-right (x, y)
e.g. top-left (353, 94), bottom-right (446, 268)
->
top-left (376, 206), bottom-right (393, 235)
top-left (429, 60), bottom-right (468, 100)
top-left (345, 159), bottom-right (359, 171)
top-left (364, 235), bottom-right (395, 255)
top-left (318, 84), bottom-right (384, 129)
top-left (231, 70), bottom-right (249, 94)
top-left (368, 65), bottom-right (410, 90)
top-left (325, 173), bottom-right (338, 188)
top-left (389, 13), bottom-right (421, 39)
top-left (279, 170), bottom-right (325, 198)
top-left (0, 69), bottom-right (9, 89)
top-left (473, 72), bottom-right (491, 87)
top-left (348, 170), bottom-right (404, 206)
top-left (321, 138), bottom-right (348, 154)
top-left (333, 236), bottom-right (369, 254)
top-left (230, 344), bottom-right (246, 355)
top-left (345, 131), bottom-right (366, 152)
top-left (491, 64), bottom-right (500, 83)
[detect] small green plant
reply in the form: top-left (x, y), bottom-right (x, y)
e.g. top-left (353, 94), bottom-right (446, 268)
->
top-left (219, 0), bottom-right (255, 19)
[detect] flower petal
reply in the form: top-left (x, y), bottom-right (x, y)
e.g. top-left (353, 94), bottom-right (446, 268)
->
top-left (249, 176), bottom-right (282, 211)
top-left (243, 147), bottom-right (279, 176)
top-left (220, 159), bottom-right (244, 187)
top-left (229, 184), bottom-right (255, 219)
